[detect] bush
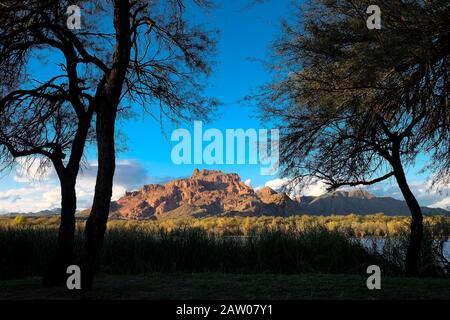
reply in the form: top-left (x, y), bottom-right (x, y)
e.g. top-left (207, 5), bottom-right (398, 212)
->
top-left (13, 215), bottom-right (28, 225)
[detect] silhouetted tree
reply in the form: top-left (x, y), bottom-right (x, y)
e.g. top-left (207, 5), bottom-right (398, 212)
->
top-left (259, 0), bottom-right (449, 276)
top-left (1, 0), bottom-right (217, 288)
top-left (0, 0), bottom-right (97, 285)
top-left (80, 0), bottom-right (217, 289)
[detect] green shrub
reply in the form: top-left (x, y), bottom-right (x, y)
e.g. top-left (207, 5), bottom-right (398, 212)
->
top-left (13, 215), bottom-right (28, 225)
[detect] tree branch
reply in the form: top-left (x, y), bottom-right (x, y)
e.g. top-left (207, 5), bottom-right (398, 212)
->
top-left (325, 171), bottom-right (395, 191)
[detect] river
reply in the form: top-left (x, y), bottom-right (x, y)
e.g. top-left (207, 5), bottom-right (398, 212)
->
top-left (357, 238), bottom-right (450, 260)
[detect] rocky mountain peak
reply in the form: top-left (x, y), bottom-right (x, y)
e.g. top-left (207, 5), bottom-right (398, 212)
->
top-left (112, 170), bottom-right (295, 219)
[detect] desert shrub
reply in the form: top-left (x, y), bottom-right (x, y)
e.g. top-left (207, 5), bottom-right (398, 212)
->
top-left (13, 215), bottom-right (28, 225)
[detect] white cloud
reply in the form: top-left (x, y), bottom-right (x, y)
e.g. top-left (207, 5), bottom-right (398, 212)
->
top-left (0, 185), bottom-right (60, 213)
top-left (364, 179), bottom-right (450, 209)
top-left (429, 198), bottom-right (450, 209)
top-left (13, 158), bottom-right (54, 183)
top-left (263, 178), bottom-right (289, 191)
top-left (259, 177), bottom-right (327, 197)
top-left (0, 159), bottom-right (156, 213)
top-left (244, 178), bottom-right (252, 186)
top-left (299, 180), bottom-right (328, 197)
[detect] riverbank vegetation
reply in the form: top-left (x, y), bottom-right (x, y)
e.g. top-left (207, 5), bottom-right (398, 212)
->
top-left (1, 215), bottom-right (449, 281)
top-left (2, 214), bottom-right (449, 238)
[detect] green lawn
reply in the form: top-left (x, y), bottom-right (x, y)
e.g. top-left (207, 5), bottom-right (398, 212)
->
top-left (1, 273), bottom-right (450, 300)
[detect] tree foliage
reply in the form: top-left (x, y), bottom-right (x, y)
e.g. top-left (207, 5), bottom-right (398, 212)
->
top-left (260, 0), bottom-right (449, 188)
top-left (258, 0), bottom-right (449, 275)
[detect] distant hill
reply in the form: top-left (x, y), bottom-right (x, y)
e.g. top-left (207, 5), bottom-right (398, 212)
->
top-left (297, 190), bottom-right (448, 216)
top-left (3, 208), bottom-right (61, 217)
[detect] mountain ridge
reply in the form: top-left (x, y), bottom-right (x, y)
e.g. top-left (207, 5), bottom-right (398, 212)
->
top-left (3, 170), bottom-right (448, 218)
top-left (107, 169), bottom-right (448, 219)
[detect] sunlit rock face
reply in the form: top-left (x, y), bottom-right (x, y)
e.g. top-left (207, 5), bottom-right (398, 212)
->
top-left (112, 169), bottom-right (300, 219)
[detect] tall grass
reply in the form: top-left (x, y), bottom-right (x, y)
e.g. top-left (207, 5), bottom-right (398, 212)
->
top-left (3, 222), bottom-right (448, 280)
top-left (0, 226), bottom-right (59, 279)
top-left (98, 226), bottom-right (384, 275)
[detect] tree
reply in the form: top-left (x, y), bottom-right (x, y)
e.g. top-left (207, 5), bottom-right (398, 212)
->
top-left (259, 0), bottom-right (449, 276)
top-left (1, 0), bottom-right (217, 288)
top-left (76, 0), bottom-right (217, 289)
top-left (0, 0), bottom-right (96, 285)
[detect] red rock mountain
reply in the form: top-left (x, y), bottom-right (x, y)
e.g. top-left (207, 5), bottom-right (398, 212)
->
top-left (110, 169), bottom-right (300, 219)
top-left (108, 169), bottom-right (449, 219)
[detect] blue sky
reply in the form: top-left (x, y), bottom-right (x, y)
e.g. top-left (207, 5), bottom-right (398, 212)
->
top-left (0, 0), bottom-right (449, 213)
top-left (117, 0), bottom-right (290, 187)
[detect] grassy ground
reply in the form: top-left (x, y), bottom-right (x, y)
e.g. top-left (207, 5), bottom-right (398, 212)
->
top-left (1, 272), bottom-right (450, 300)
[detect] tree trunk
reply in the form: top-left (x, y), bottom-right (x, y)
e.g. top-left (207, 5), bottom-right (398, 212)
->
top-left (42, 117), bottom-right (91, 287)
top-left (82, 0), bottom-right (131, 290)
top-left (392, 158), bottom-right (423, 277)
top-left (43, 175), bottom-right (77, 286)
top-left (82, 102), bottom-right (117, 290)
